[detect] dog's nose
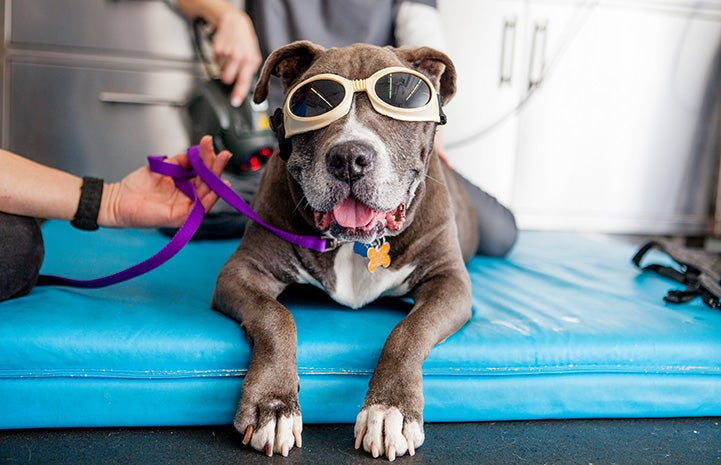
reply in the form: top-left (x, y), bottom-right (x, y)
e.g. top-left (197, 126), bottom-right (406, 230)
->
top-left (326, 142), bottom-right (376, 182)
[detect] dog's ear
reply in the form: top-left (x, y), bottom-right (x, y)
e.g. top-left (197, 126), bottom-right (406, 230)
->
top-left (394, 46), bottom-right (457, 105)
top-left (253, 40), bottom-right (327, 104)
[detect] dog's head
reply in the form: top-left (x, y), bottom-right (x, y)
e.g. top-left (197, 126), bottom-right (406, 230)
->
top-left (254, 41), bottom-right (456, 244)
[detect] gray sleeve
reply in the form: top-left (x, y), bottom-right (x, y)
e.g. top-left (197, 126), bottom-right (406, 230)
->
top-left (394, 0), bottom-right (446, 50)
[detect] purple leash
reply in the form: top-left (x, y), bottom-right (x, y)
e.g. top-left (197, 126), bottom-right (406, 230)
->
top-left (185, 145), bottom-right (328, 252)
top-left (38, 145), bottom-right (328, 288)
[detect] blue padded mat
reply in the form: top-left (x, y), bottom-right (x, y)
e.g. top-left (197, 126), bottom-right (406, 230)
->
top-left (1, 221), bottom-right (721, 428)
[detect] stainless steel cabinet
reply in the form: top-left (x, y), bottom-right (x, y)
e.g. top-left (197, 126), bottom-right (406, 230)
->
top-left (10, 0), bottom-right (195, 59)
top-left (1, 0), bottom-right (202, 180)
top-left (8, 62), bottom-right (196, 179)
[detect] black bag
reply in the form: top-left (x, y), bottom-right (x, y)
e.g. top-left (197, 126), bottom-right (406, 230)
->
top-left (633, 239), bottom-right (721, 309)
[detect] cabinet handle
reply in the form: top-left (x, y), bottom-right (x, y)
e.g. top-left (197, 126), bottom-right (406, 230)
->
top-left (528, 21), bottom-right (548, 89)
top-left (499, 18), bottom-right (517, 86)
top-left (98, 92), bottom-right (185, 107)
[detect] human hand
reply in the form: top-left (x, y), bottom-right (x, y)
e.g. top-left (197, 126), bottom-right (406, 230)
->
top-left (99, 136), bottom-right (231, 228)
top-left (212, 8), bottom-right (262, 106)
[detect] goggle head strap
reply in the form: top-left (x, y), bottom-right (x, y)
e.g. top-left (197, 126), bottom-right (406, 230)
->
top-left (271, 107), bottom-right (293, 161)
top-left (437, 95), bottom-right (447, 125)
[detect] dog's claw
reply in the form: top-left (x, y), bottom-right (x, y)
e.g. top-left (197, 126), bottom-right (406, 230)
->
top-left (354, 425), bottom-right (366, 450)
top-left (242, 425), bottom-right (254, 445)
top-left (264, 443), bottom-right (273, 457)
top-left (387, 445), bottom-right (396, 462)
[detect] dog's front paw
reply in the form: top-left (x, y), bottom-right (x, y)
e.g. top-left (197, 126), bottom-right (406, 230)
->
top-left (234, 397), bottom-right (303, 457)
top-left (354, 405), bottom-right (424, 461)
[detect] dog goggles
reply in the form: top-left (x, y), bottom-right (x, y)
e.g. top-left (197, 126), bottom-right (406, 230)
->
top-left (283, 66), bottom-right (446, 137)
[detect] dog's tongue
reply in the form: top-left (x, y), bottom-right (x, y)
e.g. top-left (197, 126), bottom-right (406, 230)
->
top-left (333, 198), bottom-right (374, 228)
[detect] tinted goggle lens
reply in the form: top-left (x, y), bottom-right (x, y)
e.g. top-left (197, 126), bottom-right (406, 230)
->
top-left (289, 80), bottom-right (345, 117)
top-left (374, 72), bottom-right (432, 109)
top-left (288, 72), bottom-right (432, 118)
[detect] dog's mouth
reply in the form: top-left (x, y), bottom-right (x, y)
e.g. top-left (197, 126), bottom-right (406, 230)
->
top-left (314, 197), bottom-right (406, 240)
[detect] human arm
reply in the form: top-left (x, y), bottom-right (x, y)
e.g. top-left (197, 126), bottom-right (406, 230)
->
top-left (394, 1), bottom-right (446, 51)
top-left (176, 0), bottom-right (262, 106)
top-left (0, 136), bottom-right (231, 229)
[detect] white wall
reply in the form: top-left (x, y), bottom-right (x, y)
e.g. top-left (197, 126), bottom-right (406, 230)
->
top-left (436, 0), bottom-right (721, 234)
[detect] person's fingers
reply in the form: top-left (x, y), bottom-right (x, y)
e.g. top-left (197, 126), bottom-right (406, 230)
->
top-left (213, 150), bottom-right (232, 176)
top-left (195, 136), bottom-right (231, 209)
top-left (219, 52), bottom-right (241, 86)
top-left (194, 136), bottom-right (217, 199)
top-left (231, 75), bottom-right (249, 107)
top-left (231, 63), bottom-right (258, 106)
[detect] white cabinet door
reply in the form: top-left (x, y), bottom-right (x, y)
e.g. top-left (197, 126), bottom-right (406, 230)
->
top-left (439, 0), bottom-right (589, 206)
top-left (513, 2), bottom-right (721, 233)
top-left (440, 0), bottom-right (527, 205)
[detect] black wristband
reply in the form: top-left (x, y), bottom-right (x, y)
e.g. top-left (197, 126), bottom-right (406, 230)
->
top-left (71, 177), bottom-right (104, 231)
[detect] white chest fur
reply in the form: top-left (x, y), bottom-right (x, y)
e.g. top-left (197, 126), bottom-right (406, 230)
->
top-left (297, 243), bottom-right (415, 309)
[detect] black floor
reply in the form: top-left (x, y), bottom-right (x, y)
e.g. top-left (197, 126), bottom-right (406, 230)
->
top-left (1, 418), bottom-right (720, 465)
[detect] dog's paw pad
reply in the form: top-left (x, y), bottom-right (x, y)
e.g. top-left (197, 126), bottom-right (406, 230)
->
top-left (354, 405), bottom-right (424, 461)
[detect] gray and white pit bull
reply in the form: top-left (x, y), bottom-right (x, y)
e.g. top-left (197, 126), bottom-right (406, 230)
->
top-left (213, 41), bottom-right (480, 460)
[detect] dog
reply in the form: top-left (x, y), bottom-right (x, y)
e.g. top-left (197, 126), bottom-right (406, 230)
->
top-left (213, 40), bottom-right (484, 460)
